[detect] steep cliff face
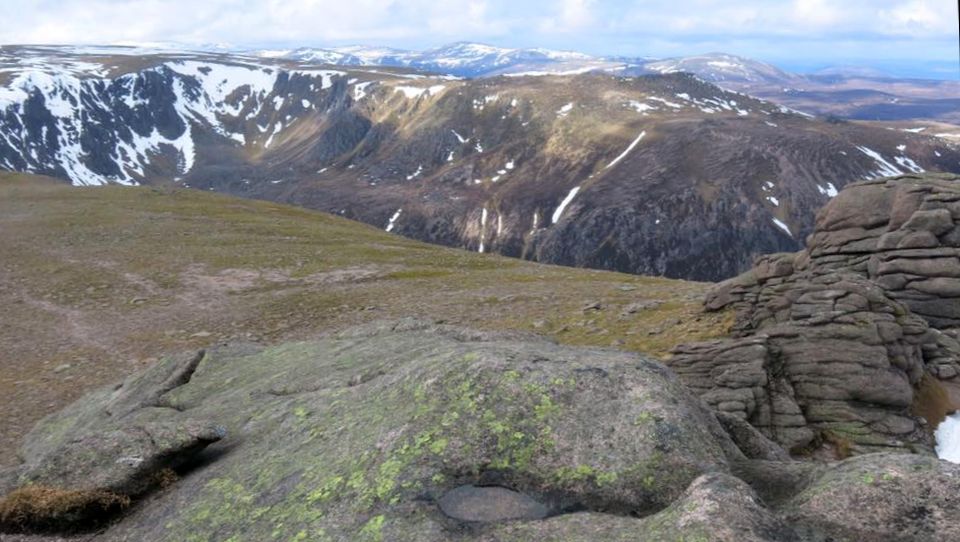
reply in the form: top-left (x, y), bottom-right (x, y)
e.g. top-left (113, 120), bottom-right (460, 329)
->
top-left (2, 46), bottom-right (960, 280)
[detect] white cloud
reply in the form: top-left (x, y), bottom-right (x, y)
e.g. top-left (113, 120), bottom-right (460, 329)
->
top-left (879, 0), bottom-right (956, 35)
top-left (559, 0), bottom-right (597, 29)
top-left (0, 0), bottom-right (954, 70)
top-left (612, 0), bottom-right (958, 39)
top-left (536, 0), bottom-right (598, 33)
top-left (0, 0), bottom-right (511, 45)
top-left (791, 0), bottom-right (844, 28)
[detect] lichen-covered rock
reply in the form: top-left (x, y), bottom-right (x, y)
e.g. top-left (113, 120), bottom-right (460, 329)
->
top-left (2, 321), bottom-right (743, 541)
top-left (782, 453), bottom-right (960, 542)
top-left (636, 472), bottom-right (800, 542)
top-left (15, 349), bottom-right (212, 464)
top-left (7, 320), bottom-right (960, 541)
top-left (674, 174), bottom-right (960, 455)
top-left (0, 467), bottom-right (18, 498)
top-left (0, 346), bottom-right (224, 531)
top-left (12, 421), bottom-right (223, 496)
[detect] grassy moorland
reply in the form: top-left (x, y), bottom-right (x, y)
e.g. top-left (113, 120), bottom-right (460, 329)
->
top-left (0, 172), bottom-right (731, 466)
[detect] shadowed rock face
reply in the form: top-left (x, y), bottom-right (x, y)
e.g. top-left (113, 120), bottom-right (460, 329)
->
top-left (671, 174), bottom-right (960, 455)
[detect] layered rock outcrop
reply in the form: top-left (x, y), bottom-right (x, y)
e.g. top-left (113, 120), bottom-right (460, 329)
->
top-left (808, 173), bottom-right (960, 335)
top-left (672, 173), bottom-right (960, 455)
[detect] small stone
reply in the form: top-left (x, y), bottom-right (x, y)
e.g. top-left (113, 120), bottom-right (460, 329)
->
top-left (903, 208), bottom-right (954, 236)
top-left (438, 485), bottom-right (550, 523)
top-left (621, 300), bottom-right (663, 315)
top-left (53, 364), bottom-right (71, 373)
top-left (938, 364), bottom-right (958, 379)
top-left (191, 331), bottom-right (213, 338)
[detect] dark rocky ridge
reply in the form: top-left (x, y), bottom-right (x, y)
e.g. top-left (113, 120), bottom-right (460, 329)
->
top-left (672, 173), bottom-right (960, 455)
top-left (2, 49), bottom-right (959, 280)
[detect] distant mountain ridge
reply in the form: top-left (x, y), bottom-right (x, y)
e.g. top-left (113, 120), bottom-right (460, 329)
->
top-left (10, 42), bottom-right (954, 122)
top-left (643, 53), bottom-right (797, 85)
top-left (1, 45), bottom-right (958, 281)
top-left (245, 43), bottom-right (960, 122)
top-left (253, 42), bottom-right (784, 80)
top-left (253, 41), bottom-right (624, 78)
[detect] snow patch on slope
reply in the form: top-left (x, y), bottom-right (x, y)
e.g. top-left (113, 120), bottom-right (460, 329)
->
top-left (772, 218), bottom-right (792, 236)
top-left (937, 413), bottom-right (960, 463)
top-left (856, 146), bottom-right (902, 178)
top-left (385, 209), bottom-right (402, 232)
top-left (605, 131), bottom-right (646, 169)
top-left (552, 186), bottom-right (582, 224)
top-left (817, 183), bottom-right (839, 198)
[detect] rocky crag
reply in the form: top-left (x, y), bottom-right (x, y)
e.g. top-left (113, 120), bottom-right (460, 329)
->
top-left (672, 173), bottom-right (960, 456)
top-left (2, 320), bottom-right (960, 541)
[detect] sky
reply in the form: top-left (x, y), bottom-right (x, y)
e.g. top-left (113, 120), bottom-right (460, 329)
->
top-left (1, 0), bottom-right (957, 78)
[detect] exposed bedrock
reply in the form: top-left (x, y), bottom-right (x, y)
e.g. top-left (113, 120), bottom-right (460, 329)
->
top-left (672, 173), bottom-right (960, 455)
top-left (4, 321), bottom-right (960, 540)
top-left (0, 321), bottom-right (744, 539)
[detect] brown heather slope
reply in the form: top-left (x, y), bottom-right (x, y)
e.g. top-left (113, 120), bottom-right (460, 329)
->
top-left (0, 172), bottom-right (731, 467)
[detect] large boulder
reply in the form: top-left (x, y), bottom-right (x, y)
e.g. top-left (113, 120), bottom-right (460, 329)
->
top-left (733, 453), bottom-right (960, 542)
top-left (8, 421), bottom-right (223, 496)
top-left (1, 321), bottom-right (745, 540)
top-left (781, 453), bottom-right (960, 542)
top-left (0, 351), bottom-right (225, 531)
top-left (673, 174), bottom-right (960, 455)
